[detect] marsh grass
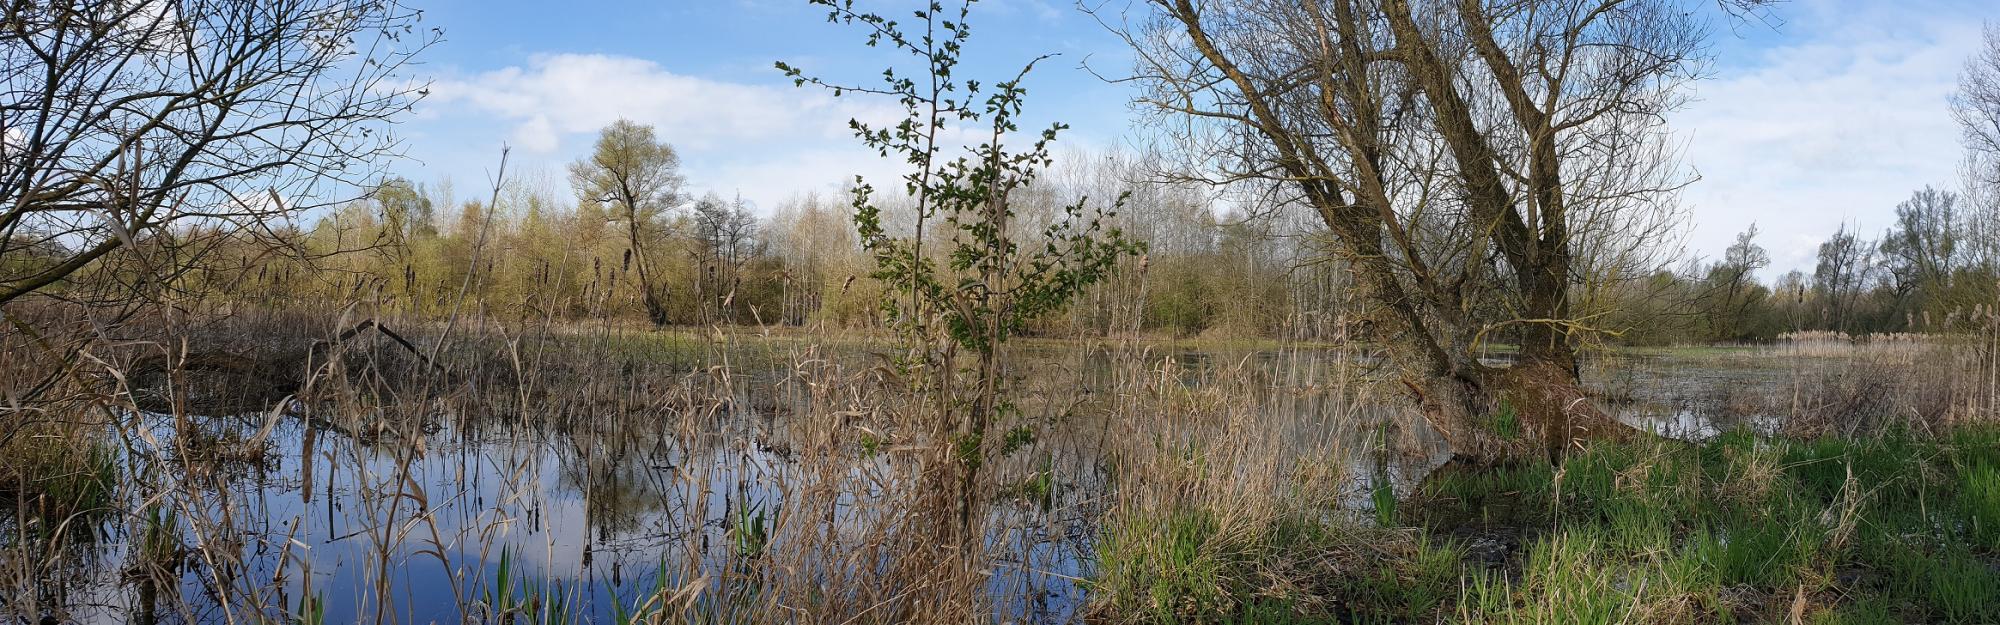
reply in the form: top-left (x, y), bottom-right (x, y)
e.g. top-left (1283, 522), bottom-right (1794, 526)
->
top-left (1088, 424), bottom-right (2000, 624)
top-left (6, 303), bottom-right (1198, 623)
top-left (0, 428), bottom-right (115, 526)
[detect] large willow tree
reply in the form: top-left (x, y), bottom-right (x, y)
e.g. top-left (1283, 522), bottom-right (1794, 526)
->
top-left (1115, 0), bottom-right (1762, 464)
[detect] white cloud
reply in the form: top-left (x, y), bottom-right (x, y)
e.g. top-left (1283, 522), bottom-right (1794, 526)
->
top-left (691, 129), bottom-right (1119, 213)
top-left (412, 52), bottom-right (931, 213)
top-left (426, 53), bottom-right (897, 154)
top-left (691, 146), bottom-right (899, 211)
top-left (1673, 1), bottom-right (1988, 274)
top-left (416, 51), bottom-right (1112, 215)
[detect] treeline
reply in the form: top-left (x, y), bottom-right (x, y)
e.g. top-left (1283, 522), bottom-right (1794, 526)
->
top-left (1605, 186), bottom-right (2000, 344)
top-left (52, 127), bottom-right (2000, 347)
top-left (181, 120), bottom-right (1351, 339)
top-left (151, 132), bottom-right (2000, 346)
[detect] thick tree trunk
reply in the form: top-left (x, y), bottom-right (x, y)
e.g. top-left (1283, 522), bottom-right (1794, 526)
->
top-left (1409, 356), bottom-right (1639, 466)
top-left (641, 290), bottom-right (669, 327)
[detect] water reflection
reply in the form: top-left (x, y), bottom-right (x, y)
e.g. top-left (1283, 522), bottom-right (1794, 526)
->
top-left (6, 345), bottom-right (1800, 623)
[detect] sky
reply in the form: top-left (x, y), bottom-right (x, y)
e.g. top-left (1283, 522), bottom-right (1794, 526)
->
top-left (386, 0), bottom-right (1999, 276)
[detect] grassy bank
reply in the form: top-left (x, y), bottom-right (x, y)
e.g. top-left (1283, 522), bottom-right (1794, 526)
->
top-left (1089, 427), bottom-right (2000, 624)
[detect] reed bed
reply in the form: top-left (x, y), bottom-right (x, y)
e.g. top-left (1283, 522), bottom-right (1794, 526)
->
top-left (0, 302), bottom-right (1412, 624)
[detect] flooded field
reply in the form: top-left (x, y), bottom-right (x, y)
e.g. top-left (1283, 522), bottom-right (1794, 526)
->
top-left (0, 331), bottom-right (1974, 624)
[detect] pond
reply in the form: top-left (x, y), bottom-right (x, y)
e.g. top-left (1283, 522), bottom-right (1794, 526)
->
top-left (5, 339), bottom-right (1811, 624)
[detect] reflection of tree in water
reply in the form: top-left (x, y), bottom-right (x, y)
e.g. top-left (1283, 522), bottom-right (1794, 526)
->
top-left (554, 422), bottom-right (686, 539)
top-left (1, 512), bottom-right (123, 619)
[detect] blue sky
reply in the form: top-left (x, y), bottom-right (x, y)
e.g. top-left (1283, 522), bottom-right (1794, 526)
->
top-left (389, 0), bottom-right (1999, 275)
top-left (396, 0), bottom-right (1131, 206)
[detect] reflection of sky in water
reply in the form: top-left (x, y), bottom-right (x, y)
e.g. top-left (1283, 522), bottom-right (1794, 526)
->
top-left (43, 403), bottom-right (1097, 624)
top-left (41, 414), bottom-right (782, 623)
top-left (1590, 353), bottom-right (1795, 440)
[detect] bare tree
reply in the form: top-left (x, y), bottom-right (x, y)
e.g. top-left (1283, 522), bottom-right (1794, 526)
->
top-left (569, 119), bottom-right (685, 326)
top-left (1705, 224), bottom-right (1770, 340)
top-left (1956, 23), bottom-right (2000, 189)
top-left (690, 192), bottom-right (757, 323)
top-left (1953, 24), bottom-right (2000, 273)
top-left (1879, 186), bottom-right (1963, 316)
top-left (1105, 0), bottom-right (1736, 463)
top-left (0, 0), bottom-right (436, 306)
top-left (1813, 224), bottom-right (1869, 332)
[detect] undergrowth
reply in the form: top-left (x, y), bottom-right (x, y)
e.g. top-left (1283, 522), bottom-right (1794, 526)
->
top-left (1089, 426), bottom-right (2000, 624)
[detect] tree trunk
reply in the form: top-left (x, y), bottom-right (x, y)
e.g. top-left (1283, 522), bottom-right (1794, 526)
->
top-left (1409, 355), bottom-right (1639, 467)
top-left (641, 290), bottom-right (669, 327)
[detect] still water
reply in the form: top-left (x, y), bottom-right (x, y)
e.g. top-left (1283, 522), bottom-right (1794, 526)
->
top-left (9, 345), bottom-right (1779, 623)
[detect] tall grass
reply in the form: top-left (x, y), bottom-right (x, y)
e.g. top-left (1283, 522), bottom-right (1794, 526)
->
top-left (1101, 425), bottom-right (1997, 623)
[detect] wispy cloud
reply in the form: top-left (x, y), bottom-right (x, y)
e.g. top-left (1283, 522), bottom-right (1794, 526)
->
top-left (1674, 2), bottom-right (1987, 273)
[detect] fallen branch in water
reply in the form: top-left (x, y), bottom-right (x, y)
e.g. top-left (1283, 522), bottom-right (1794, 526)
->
top-left (313, 319), bottom-right (438, 372)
